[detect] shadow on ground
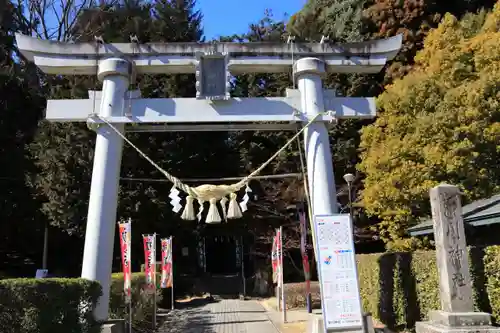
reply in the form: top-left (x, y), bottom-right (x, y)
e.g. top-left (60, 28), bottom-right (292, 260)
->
top-left (158, 296), bottom-right (219, 333)
top-left (175, 295), bottom-right (220, 309)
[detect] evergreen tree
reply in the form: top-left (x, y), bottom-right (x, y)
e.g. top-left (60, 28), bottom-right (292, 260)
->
top-left (227, 12), bottom-right (374, 232)
top-left (0, 0), bottom-right (47, 274)
top-left (25, 0), bottom-right (241, 272)
top-left (287, 0), bottom-right (366, 43)
top-left (152, 0), bottom-right (203, 42)
top-left (28, 2), bottom-right (156, 238)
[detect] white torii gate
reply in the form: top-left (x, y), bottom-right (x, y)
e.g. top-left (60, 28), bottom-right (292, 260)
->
top-left (16, 33), bottom-right (402, 323)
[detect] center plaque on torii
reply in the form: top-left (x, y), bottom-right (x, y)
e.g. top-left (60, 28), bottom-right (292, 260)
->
top-left (15, 32), bottom-right (402, 330)
top-left (195, 51), bottom-right (231, 100)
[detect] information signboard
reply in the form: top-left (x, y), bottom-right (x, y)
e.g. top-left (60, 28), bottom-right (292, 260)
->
top-left (313, 214), bottom-right (363, 331)
top-left (35, 269), bottom-right (48, 279)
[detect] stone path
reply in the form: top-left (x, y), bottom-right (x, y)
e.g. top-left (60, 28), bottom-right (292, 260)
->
top-left (157, 298), bottom-right (280, 333)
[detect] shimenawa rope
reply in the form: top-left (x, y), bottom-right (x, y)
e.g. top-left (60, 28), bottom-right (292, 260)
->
top-left (90, 112), bottom-right (325, 222)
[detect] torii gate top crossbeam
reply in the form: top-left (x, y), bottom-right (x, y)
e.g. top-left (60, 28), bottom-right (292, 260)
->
top-left (15, 33), bottom-right (402, 75)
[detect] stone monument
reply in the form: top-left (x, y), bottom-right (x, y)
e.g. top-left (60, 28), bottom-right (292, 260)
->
top-left (416, 184), bottom-right (500, 333)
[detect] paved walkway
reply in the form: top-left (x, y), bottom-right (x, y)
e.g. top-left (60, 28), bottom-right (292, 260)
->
top-left (158, 298), bottom-right (280, 333)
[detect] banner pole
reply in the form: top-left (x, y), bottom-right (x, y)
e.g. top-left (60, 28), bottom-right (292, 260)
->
top-left (280, 226), bottom-right (287, 323)
top-left (171, 236), bottom-right (175, 310)
top-left (128, 300), bottom-right (132, 333)
top-left (153, 290), bottom-right (157, 331)
top-left (274, 228), bottom-right (281, 312)
top-left (276, 283), bottom-right (280, 311)
top-left (128, 220), bottom-right (132, 333)
top-left (241, 236), bottom-right (246, 297)
top-left (153, 233), bottom-right (157, 331)
top-left (171, 285), bottom-right (174, 310)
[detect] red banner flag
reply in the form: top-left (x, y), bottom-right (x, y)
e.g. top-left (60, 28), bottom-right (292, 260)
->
top-left (143, 234), bottom-right (156, 290)
top-left (118, 221), bottom-right (132, 302)
top-left (271, 234), bottom-right (279, 284)
top-left (272, 229), bottom-right (283, 285)
top-left (160, 237), bottom-right (173, 288)
top-left (276, 229), bottom-right (283, 287)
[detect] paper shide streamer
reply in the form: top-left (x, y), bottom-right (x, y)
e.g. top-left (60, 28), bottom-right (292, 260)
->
top-left (168, 184), bottom-right (252, 223)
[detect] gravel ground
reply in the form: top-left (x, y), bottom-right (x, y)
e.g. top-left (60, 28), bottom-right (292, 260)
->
top-left (157, 297), bottom-right (280, 333)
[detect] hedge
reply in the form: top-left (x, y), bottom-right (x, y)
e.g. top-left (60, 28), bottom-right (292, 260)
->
top-left (0, 273), bottom-right (163, 333)
top-left (0, 278), bottom-right (102, 333)
top-left (283, 246), bottom-right (500, 330)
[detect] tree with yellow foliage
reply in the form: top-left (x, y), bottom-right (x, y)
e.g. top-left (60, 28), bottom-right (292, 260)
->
top-left (358, 3), bottom-right (500, 249)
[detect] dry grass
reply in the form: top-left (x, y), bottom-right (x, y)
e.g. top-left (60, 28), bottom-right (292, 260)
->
top-left (281, 281), bottom-right (321, 309)
top-left (278, 321), bottom-right (307, 333)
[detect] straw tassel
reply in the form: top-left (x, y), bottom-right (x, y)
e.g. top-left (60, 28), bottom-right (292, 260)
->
top-left (181, 195), bottom-right (195, 220)
top-left (227, 192), bottom-right (243, 219)
top-left (220, 196), bottom-right (228, 221)
top-left (205, 198), bottom-right (222, 224)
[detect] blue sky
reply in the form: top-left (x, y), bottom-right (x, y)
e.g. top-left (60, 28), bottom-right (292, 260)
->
top-left (196, 0), bottom-right (306, 39)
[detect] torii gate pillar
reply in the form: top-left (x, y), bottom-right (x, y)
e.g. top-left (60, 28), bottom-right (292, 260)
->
top-left (81, 58), bottom-right (131, 321)
top-left (294, 58), bottom-right (338, 217)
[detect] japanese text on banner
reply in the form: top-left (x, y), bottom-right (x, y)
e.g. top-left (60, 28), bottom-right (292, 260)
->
top-left (161, 237), bottom-right (173, 288)
top-left (271, 234), bottom-right (279, 284)
top-left (143, 234), bottom-right (157, 289)
top-left (118, 221), bottom-right (132, 302)
top-left (276, 230), bottom-right (282, 287)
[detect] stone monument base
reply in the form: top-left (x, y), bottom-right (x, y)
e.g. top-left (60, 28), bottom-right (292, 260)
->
top-left (100, 319), bottom-right (126, 333)
top-left (416, 311), bottom-right (500, 333)
top-left (307, 313), bottom-right (375, 333)
top-left (429, 310), bottom-right (493, 326)
top-left (416, 321), bottom-right (500, 333)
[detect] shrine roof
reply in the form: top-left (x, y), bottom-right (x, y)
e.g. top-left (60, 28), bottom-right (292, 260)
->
top-left (407, 194), bottom-right (500, 236)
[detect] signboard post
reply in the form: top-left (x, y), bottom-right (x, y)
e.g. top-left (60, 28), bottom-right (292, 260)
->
top-left (313, 214), bottom-right (363, 333)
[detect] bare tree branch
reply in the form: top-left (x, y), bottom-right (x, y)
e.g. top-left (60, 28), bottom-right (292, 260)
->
top-left (284, 249), bottom-right (303, 276)
top-left (18, 0), bottom-right (101, 42)
top-left (64, 0), bottom-right (94, 40)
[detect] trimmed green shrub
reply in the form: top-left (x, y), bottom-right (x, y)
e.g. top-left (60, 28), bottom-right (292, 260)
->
top-left (357, 253), bottom-right (383, 320)
top-left (0, 278), bottom-right (101, 333)
top-left (484, 246), bottom-right (500, 322)
top-left (108, 272), bottom-right (162, 330)
top-left (282, 246), bottom-right (500, 329)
